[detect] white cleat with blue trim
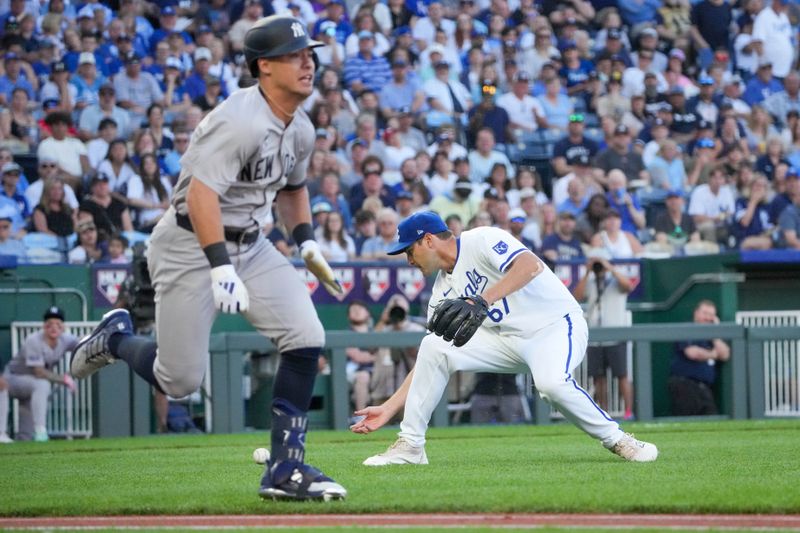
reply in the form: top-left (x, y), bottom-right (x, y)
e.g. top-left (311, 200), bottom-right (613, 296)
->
top-left (607, 433), bottom-right (658, 462)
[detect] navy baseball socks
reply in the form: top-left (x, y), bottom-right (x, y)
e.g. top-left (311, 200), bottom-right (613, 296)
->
top-left (259, 400), bottom-right (347, 501)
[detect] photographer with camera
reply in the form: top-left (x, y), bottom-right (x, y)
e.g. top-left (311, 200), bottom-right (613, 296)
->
top-left (375, 294), bottom-right (425, 388)
top-left (467, 81), bottom-right (513, 149)
top-left (572, 248), bottom-right (635, 421)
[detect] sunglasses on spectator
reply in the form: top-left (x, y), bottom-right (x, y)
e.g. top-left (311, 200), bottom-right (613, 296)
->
top-left (40, 163), bottom-right (57, 168)
top-left (569, 113), bottom-right (585, 122)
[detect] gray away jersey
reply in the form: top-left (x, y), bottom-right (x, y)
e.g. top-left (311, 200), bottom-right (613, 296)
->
top-left (172, 84), bottom-right (315, 229)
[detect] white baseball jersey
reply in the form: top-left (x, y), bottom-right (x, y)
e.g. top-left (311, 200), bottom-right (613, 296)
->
top-left (427, 227), bottom-right (583, 336)
top-left (172, 84), bottom-right (314, 229)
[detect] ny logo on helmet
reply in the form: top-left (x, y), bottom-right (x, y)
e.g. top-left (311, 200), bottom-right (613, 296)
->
top-left (291, 22), bottom-right (305, 38)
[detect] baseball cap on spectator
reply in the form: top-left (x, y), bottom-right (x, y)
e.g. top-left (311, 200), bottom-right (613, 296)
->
top-left (2, 162), bottom-right (22, 174)
top-left (3, 52), bottom-right (19, 61)
top-left (351, 138), bottom-right (369, 149)
top-left (125, 52), bottom-right (141, 65)
top-left (51, 60), bottom-right (67, 73)
top-left (38, 154), bottom-right (58, 165)
top-left (394, 25), bottom-right (411, 37)
top-left (657, 102), bottom-right (673, 112)
top-left (484, 187), bottom-right (500, 200)
top-left (697, 137), bottom-right (716, 149)
top-left (568, 152), bottom-right (591, 166)
top-left (161, 5), bottom-right (177, 15)
top-left (604, 207), bottom-right (622, 219)
top-left (427, 43), bottom-right (446, 57)
top-left (386, 211), bottom-right (448, 255)
top-left (652, 117), bottom-right (668, 128)
top-left (453, 179), bottom-right (472, 192)
top-left (43, 306), bottom-right (65, 321)
top-left (644, 71), bottom-right (657, 80)
top-left (669, 49), bottom-right (686, 61)
top-left (396, 190), bottom-right (414, 201)
top-left (758, 57), bottom-right (773, 68)
top-left (614, 124), bottom-right (630, 135)
top-left (392, 58), bottom-right (408, 68)
top-left (99, 83), bottom-right (115, 95)
top-left (714, 50), bottom-right (729, 62)
top-left (513, 71), bottom-right (530, 82)
top-left (668, 85), bottom-right (685, 96)
top-left (194, 47), bottom-right (212, 62)
top-left (434, 59), bottom-right (450, 69)
top-left (77, 6), bottom-right (94, 19)
top-left (436, 131), bottom-right (453, 142)
top-left (76, 218), bottom-right (97, 232)
top-left (205, 76), bottom-right (221, 86)
top-left (518, 186), bottom-right (536, 200)
top-left (165, 56), bottom-right (182, 69)
top-left (311, 201), bottom-right (333, 214)
top-left (79, 52), bottom-right (96, 65)
top-left (558, 210), bottom-right (576, 219)
top-left (42, 98), bottom-right (61, 111)
top-left (786, 167), bottom-right (800, 178)
top-left (607, 28), bottom-right (622, 40)
top-left (666, 189), bottom-right (683, 199)
top-left (357, 30), bottom-right (374, 40)
top-left (640, 27), bottom-right (658, 38)
top-left (696, 119), bottom-right (712, 130)
top-left (509, 208), bottom-right (526, 222)
top-left (197, 25), bottom-right (212, 34)
top-left (117, 33), bottom-right (132, 42)
top-left (89, 173), bottom-right (110, 187)
top-left (397, 105), bottom-right (412, 116)
top-left (699, 75), bottom-right (714, 86)
top-left (558, 38), bottom-right (577, 52)
top-left (563, 16), bottom-right (578, 26)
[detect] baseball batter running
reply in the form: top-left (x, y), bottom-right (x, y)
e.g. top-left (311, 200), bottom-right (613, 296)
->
top-left (71, 16), bottom-right (348, 501)
top-left (351, 211), bottom-right (658, 465)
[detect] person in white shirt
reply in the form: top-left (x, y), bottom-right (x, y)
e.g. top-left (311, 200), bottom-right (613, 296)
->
top-left (36, 111), bottom-right (89, 193)
top-left (350, 211), bottom-right (658, 465)
top-left (412, 0), bottom-right (455, 50)
top-left (314, 21), bottom-right (345, 69)
top-left (688, 167), bottom-right (736, 242)
top-left (752, 0), bottom-right (794, 79)
top-left (422, 60), bottom-right (472, 124)
top-left (496, 71), bottom-right (546, 134)
top-left (24, 157), bottom-right (79, 210)
top-left (467, 128), bottom-right (515, 183)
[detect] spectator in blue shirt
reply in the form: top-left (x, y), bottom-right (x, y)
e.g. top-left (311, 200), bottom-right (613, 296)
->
top-left (312, 0), bottom-right (353, 45)
top-left (148, 6), bottom-right (192, 55)
top-left (605, 169), bottom-right (647, 234)
top-left (0, 162), bottom-right (29, 221)
top-left (379, 59), bottom-right (424, 121)
top-left (743, 59), bottom-right (784, 106)
top-left (184, 47), bottom-right (216, 101)
top-left (617, 0), bottom-right (661, 28)
top-left (0, 52), bottom-right (35, 105)
top-left (733, 176), bottom-right (774, 250)
top-left (558, 40), bottom-right (594, 96)
top-left (343, 31), bottom-right (392, 94)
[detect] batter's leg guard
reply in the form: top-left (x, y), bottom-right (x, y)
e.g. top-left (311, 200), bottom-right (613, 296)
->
top-left (258, 398), bottom-right (346, 501)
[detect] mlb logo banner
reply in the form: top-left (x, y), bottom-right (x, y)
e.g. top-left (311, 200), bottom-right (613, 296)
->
top-left (93, 265), bottom-right (130, 307)
top-left (363, 267), bottom-right (391, 302)
top-left (397, 267), bottom-right (427, 301)
top-left (617, 262), bottom-right (641, 292)
top-left (296, 267), bottom-right (320, 295)
top-left (332, 267), bottom-right (355, 301)
top-left (555, 264), bottom-right (573, 287)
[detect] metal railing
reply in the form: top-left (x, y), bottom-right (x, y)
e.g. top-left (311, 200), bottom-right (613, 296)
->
top-left (80, 322), bottom-right (800, 437)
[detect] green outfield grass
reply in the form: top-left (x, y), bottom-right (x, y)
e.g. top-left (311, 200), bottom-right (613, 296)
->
top-left (1, 419), bottom-right (799, 517)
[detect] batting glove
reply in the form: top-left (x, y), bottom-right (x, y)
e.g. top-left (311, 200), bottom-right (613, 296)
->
top-left (299, 240), bottom-right (343, 296)
top-left (210, 264), bottom-right (250, 313)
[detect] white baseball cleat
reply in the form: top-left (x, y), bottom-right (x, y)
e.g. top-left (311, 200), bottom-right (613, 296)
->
top-left (607, 433), bottom-right (658, 462)
top-left (0, 433), bottom-right (13, 444)
top-left (363, 437), bottom-right (429, 466)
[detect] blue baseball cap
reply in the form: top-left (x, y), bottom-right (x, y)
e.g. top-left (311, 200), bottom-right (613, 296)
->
top-left (787, 166), bottom-right (800, 178)
top-left (697, 137), bottom-right (716, 149)
top-left (386, 211), bottom-right (447, 255)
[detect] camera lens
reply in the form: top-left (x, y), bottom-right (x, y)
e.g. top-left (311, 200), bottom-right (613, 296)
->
top-left (388, 306), bottom-right (406, 323)
top-left (592, 262), bottom-right (604, 274)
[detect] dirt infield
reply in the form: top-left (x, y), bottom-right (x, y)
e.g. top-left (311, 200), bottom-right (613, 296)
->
top-left (2, 514), bottom-right (800, 530)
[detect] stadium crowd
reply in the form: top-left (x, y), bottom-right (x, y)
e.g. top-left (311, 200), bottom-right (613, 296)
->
top-left (1, 0), bottom-right (800, 267)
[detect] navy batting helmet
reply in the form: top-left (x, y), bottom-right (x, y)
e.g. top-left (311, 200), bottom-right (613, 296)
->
top-left (244, 15), bottom-right (323, 77)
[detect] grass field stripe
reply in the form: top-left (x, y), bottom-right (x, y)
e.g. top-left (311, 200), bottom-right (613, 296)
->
top-left (1, 515), bottom-right (800, 530)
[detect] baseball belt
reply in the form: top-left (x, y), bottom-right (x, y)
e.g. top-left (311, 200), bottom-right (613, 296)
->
top-left (175, 212), bottom-right (261, 245)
